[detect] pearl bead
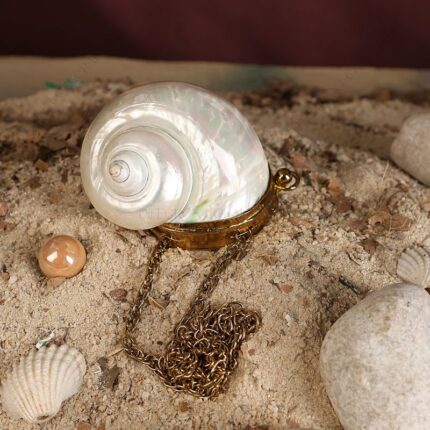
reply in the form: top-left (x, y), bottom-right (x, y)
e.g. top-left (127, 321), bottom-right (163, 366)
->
top-left (38, 235), bottom-right (86, 278)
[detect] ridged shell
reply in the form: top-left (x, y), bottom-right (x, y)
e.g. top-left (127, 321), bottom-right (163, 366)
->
top-left (397, 246), bottom-right (430, 287)
top-left (0, 345), bottom-right (86, 423)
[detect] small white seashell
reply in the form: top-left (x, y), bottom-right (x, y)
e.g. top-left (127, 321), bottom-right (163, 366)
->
top-left (0, 344), bottom-right (86, 423)
top-left (397, 246), bottom-right (430, 287)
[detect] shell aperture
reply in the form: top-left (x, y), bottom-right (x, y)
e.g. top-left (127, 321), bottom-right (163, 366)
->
top-left (80, 82), bottom-right (270, 230)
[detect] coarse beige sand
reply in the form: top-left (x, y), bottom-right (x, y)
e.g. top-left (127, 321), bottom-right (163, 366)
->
top-left (1, 81), bottom-right (430, 430)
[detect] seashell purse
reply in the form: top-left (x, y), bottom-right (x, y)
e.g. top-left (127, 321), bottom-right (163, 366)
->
top-left (80, 82), bottom-right (299, 398)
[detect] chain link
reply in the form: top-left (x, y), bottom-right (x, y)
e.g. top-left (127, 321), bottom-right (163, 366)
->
top-left (123, 230), bottom-right (261, 398)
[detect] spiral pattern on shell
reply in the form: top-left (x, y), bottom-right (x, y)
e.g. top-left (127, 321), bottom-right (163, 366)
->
top-left (80, 82), bottom-right (269, 230)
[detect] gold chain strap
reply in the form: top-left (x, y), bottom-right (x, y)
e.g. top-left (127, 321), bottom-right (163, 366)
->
top-left (123, 229), bottom-right (261, 399)
top-left (123, 168), bottom-right (300, 399)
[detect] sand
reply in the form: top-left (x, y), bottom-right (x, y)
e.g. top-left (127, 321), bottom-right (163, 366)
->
top-left (1, 80), bottom-right (430, 430)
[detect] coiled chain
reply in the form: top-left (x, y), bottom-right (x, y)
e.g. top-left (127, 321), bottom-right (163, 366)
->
top-left (123, 230), bottom-right (261, 399)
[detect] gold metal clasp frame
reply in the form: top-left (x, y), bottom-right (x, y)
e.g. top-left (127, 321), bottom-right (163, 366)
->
top-left (151, 167), bottom-right (299, 250)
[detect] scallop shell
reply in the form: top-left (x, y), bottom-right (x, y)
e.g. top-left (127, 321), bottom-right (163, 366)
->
top-left (397, 246), bottom-right (430, 287)
top-left (0, 345), bottom-right (86, 423)
top-left (80, 82), bottom-right (270, 230)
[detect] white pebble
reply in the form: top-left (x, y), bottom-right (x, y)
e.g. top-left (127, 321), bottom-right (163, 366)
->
top-left (391, 113), bottom-right (430, 186)
top-left (320, 283), bottom-right (430, 430)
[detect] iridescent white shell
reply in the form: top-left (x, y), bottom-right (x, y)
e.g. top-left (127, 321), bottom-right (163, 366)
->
top-left (397, 246), bottom-right (430, 287)
top-left (80, 82), bottom-right (270, 230)
top-left (0, 345), bottom-right (86, 423)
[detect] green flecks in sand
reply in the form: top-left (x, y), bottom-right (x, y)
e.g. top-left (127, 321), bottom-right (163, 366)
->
top-left (44, 77), bottom-right (82, 90)
top-left (45, 81), bottom-right (60, 89)
top-left (63, 77), bottom-right (82, 89)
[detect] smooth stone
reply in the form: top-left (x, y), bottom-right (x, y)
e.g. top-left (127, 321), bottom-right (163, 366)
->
top-left (38, 235), bottom-right (86, 278)
top-left (320, 283), bottom-right (430, 430)
top-left (391, 113), bottom-right (430, 186)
